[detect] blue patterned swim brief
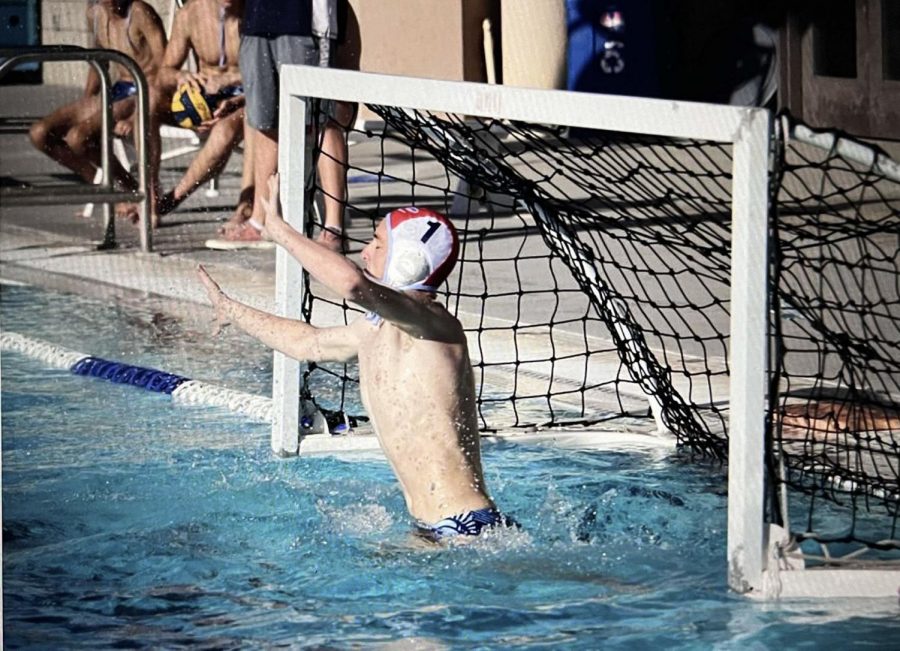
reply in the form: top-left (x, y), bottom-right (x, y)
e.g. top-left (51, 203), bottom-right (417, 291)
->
top-left (418, 507), bottom-right (518, 542)
top-left (111, 80), bottom-right (137, 103)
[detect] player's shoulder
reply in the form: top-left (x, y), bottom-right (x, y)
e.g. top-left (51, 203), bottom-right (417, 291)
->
top-left (86, 1), bottom-right (103, 21)
top-left (173, 0), bottom-right (201, 18)
top-left (348, 312), bottom-right (379, 333)
top-left (130, 0), bottom-right (163, 23)
top-left (419, 299), bottom-right (466, 341)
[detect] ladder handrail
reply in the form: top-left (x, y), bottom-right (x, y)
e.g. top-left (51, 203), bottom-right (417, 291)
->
top-left (0, 46), bottom-right (152, 252)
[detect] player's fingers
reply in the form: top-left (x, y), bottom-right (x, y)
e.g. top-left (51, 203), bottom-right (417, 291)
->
top-left (196, 264), bottom-right (220, 294)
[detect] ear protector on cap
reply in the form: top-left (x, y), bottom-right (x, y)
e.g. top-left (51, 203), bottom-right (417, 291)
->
top-left (381, 207), bottom-right (459, 292)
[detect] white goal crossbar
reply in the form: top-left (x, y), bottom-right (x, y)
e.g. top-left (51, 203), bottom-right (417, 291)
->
top-left (272, 65), bottom-right (889, 599)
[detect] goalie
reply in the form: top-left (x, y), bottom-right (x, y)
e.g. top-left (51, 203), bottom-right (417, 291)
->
top-left (198, 175), bottom-right (517, 542)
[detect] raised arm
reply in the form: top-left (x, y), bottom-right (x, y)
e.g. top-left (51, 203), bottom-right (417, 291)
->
top-left (260, 174), bottom-right (368, 301)
top-left (116, 0), bottom-right (167, 86)
top-left (197, 265), bottom-right (361, 362)
top-left (157, 5), bottom-right (194, 89)
top-left (137, 2), bottom-right (168, 73)
top-left (260, 175), bottom-right (448, 339)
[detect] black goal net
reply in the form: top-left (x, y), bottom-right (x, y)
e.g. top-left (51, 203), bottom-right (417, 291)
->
top-left (300, 99), bottom-right (898, 552)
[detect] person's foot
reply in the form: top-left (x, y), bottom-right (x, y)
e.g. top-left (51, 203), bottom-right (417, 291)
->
top-left (217, 199), bottom-right (253, 236)
top-left (114, 202), bottom-right (162, 229)
top-left (157, 191), bottom-right (182, 218)
top-left (316, 227), bottom-right (346, 253)
top-left (204, 220), bottom-right (275, 250)
top-left (115, 202), bottom-right (140, 223)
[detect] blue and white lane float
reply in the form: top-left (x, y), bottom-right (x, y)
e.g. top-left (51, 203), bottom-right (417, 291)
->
top-left (1, 333), bottom-right (674, 454)
top-left (0, 331), bottom-right (273, 423)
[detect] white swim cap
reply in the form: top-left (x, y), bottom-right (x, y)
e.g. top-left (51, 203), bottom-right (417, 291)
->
top-left (381, 207), bottom-right (459, 292)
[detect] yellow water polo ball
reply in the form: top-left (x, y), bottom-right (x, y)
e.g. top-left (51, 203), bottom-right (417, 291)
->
top-left (171, 84), bottom-right (214, 129)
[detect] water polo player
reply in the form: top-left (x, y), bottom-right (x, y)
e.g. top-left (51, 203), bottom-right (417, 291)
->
top-left (149, 0), bottom-right (249, 225)
top-left (28, 0), bottom-right (166, 218)
top-left (198, 174), bottom-right (516, 542)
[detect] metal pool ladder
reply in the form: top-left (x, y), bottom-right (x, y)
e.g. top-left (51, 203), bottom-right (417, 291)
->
top-left (0, 45), bottom-right (152, 252)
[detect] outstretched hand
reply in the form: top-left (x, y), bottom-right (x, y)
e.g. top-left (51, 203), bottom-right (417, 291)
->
top-left (197, 264), bottom-right (231, 336)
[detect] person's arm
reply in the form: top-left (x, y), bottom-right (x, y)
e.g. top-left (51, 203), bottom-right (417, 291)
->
top-left (260, 175), bottom-right (369, 302)
top-left (157, 6), bottom-right (193, 89)
top-left (135, 1), bottom-right (168, 78)
top-left (260, 175), bottom-right (456, 340)
top-left (197, 265), bottom-right (361, 362)
top-left (83, 5), bottom-right (101, 97)
top-left (83, 64), bottom-right (102, 98)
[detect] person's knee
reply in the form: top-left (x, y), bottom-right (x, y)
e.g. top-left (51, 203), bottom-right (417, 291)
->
top-left (64, 123), bottom-right (95, 154)
top-left (221, 110), bottom-right (245, 140)
top-left (207, 117), bottom-right (243, 152)
top-left (29, 120), bottom-right (51, 150)
top-left (331, 101), bottom-right (358, 131)
top-left (148, 84), bottom-right (171, 115)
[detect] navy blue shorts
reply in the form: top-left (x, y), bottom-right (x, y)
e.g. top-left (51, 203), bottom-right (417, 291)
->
top-left (111, 81), bottom-right (136, 103)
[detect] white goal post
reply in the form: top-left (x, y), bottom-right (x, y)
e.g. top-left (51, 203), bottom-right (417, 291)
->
top-left (272, 65), bottom-right (895, 599)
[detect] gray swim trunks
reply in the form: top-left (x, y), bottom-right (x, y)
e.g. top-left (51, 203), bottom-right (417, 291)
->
top-left (239, 34), bottom-right (329, 131)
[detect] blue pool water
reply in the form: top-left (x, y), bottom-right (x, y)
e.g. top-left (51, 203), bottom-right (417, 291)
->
top-left (2, 284), bottom-right (898, 648)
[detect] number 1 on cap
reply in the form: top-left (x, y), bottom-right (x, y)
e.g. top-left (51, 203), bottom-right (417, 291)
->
top-left (421, 220), bottom-right (440, 243)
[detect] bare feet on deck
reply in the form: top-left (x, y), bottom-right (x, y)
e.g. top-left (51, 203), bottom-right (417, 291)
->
top-left (204, 219), bottom-right (275, 250)
top-left (114, 202), bottom-right (161, 229)
top-left (156, 191), bottom-right (182, 220)
top-left (217, 198), bottom-right (254, 236)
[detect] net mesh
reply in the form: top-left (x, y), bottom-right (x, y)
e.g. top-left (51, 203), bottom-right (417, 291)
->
top-left (301, 99), bottom-right (898, 551)
top-left (771, 116), bottom-right (899, 549)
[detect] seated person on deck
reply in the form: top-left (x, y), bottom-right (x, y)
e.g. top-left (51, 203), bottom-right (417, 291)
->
top-left (29, 0), bottom-right (166, 215)
top-left (198, 175), bottom-right (517, 542)
top-left (149, 0), bottom-right (249, 227)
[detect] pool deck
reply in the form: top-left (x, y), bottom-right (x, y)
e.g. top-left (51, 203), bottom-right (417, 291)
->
top-left (0, 85), bottom-right (506, 315)
top-left (1, 84), bottom-right (312, 315)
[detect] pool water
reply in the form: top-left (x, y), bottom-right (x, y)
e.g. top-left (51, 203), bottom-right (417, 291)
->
top-left (3, 284), bottom-right (898, 648)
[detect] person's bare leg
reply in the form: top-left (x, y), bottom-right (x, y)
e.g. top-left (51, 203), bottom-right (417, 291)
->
top-left (252, 126), bottom-right (278, 226)
top-left (315, 101), bottom-right (354, 252)
top-left (33, 96), bottom-right (145, 222)
top-left (62, 97), bottom-right (155, 225)
top-left (223, 125), bottom-right (277, 242)
top-left (315, 120), bottom-right (347, 251)
top-left (29, 97), bottom-right (103, 184)
top-left (145, 83), bottom-right (170, 226)
top-left (219, 114), bottom-right (255, 235)
top-left (159, 109), bottom-right (244, 216)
